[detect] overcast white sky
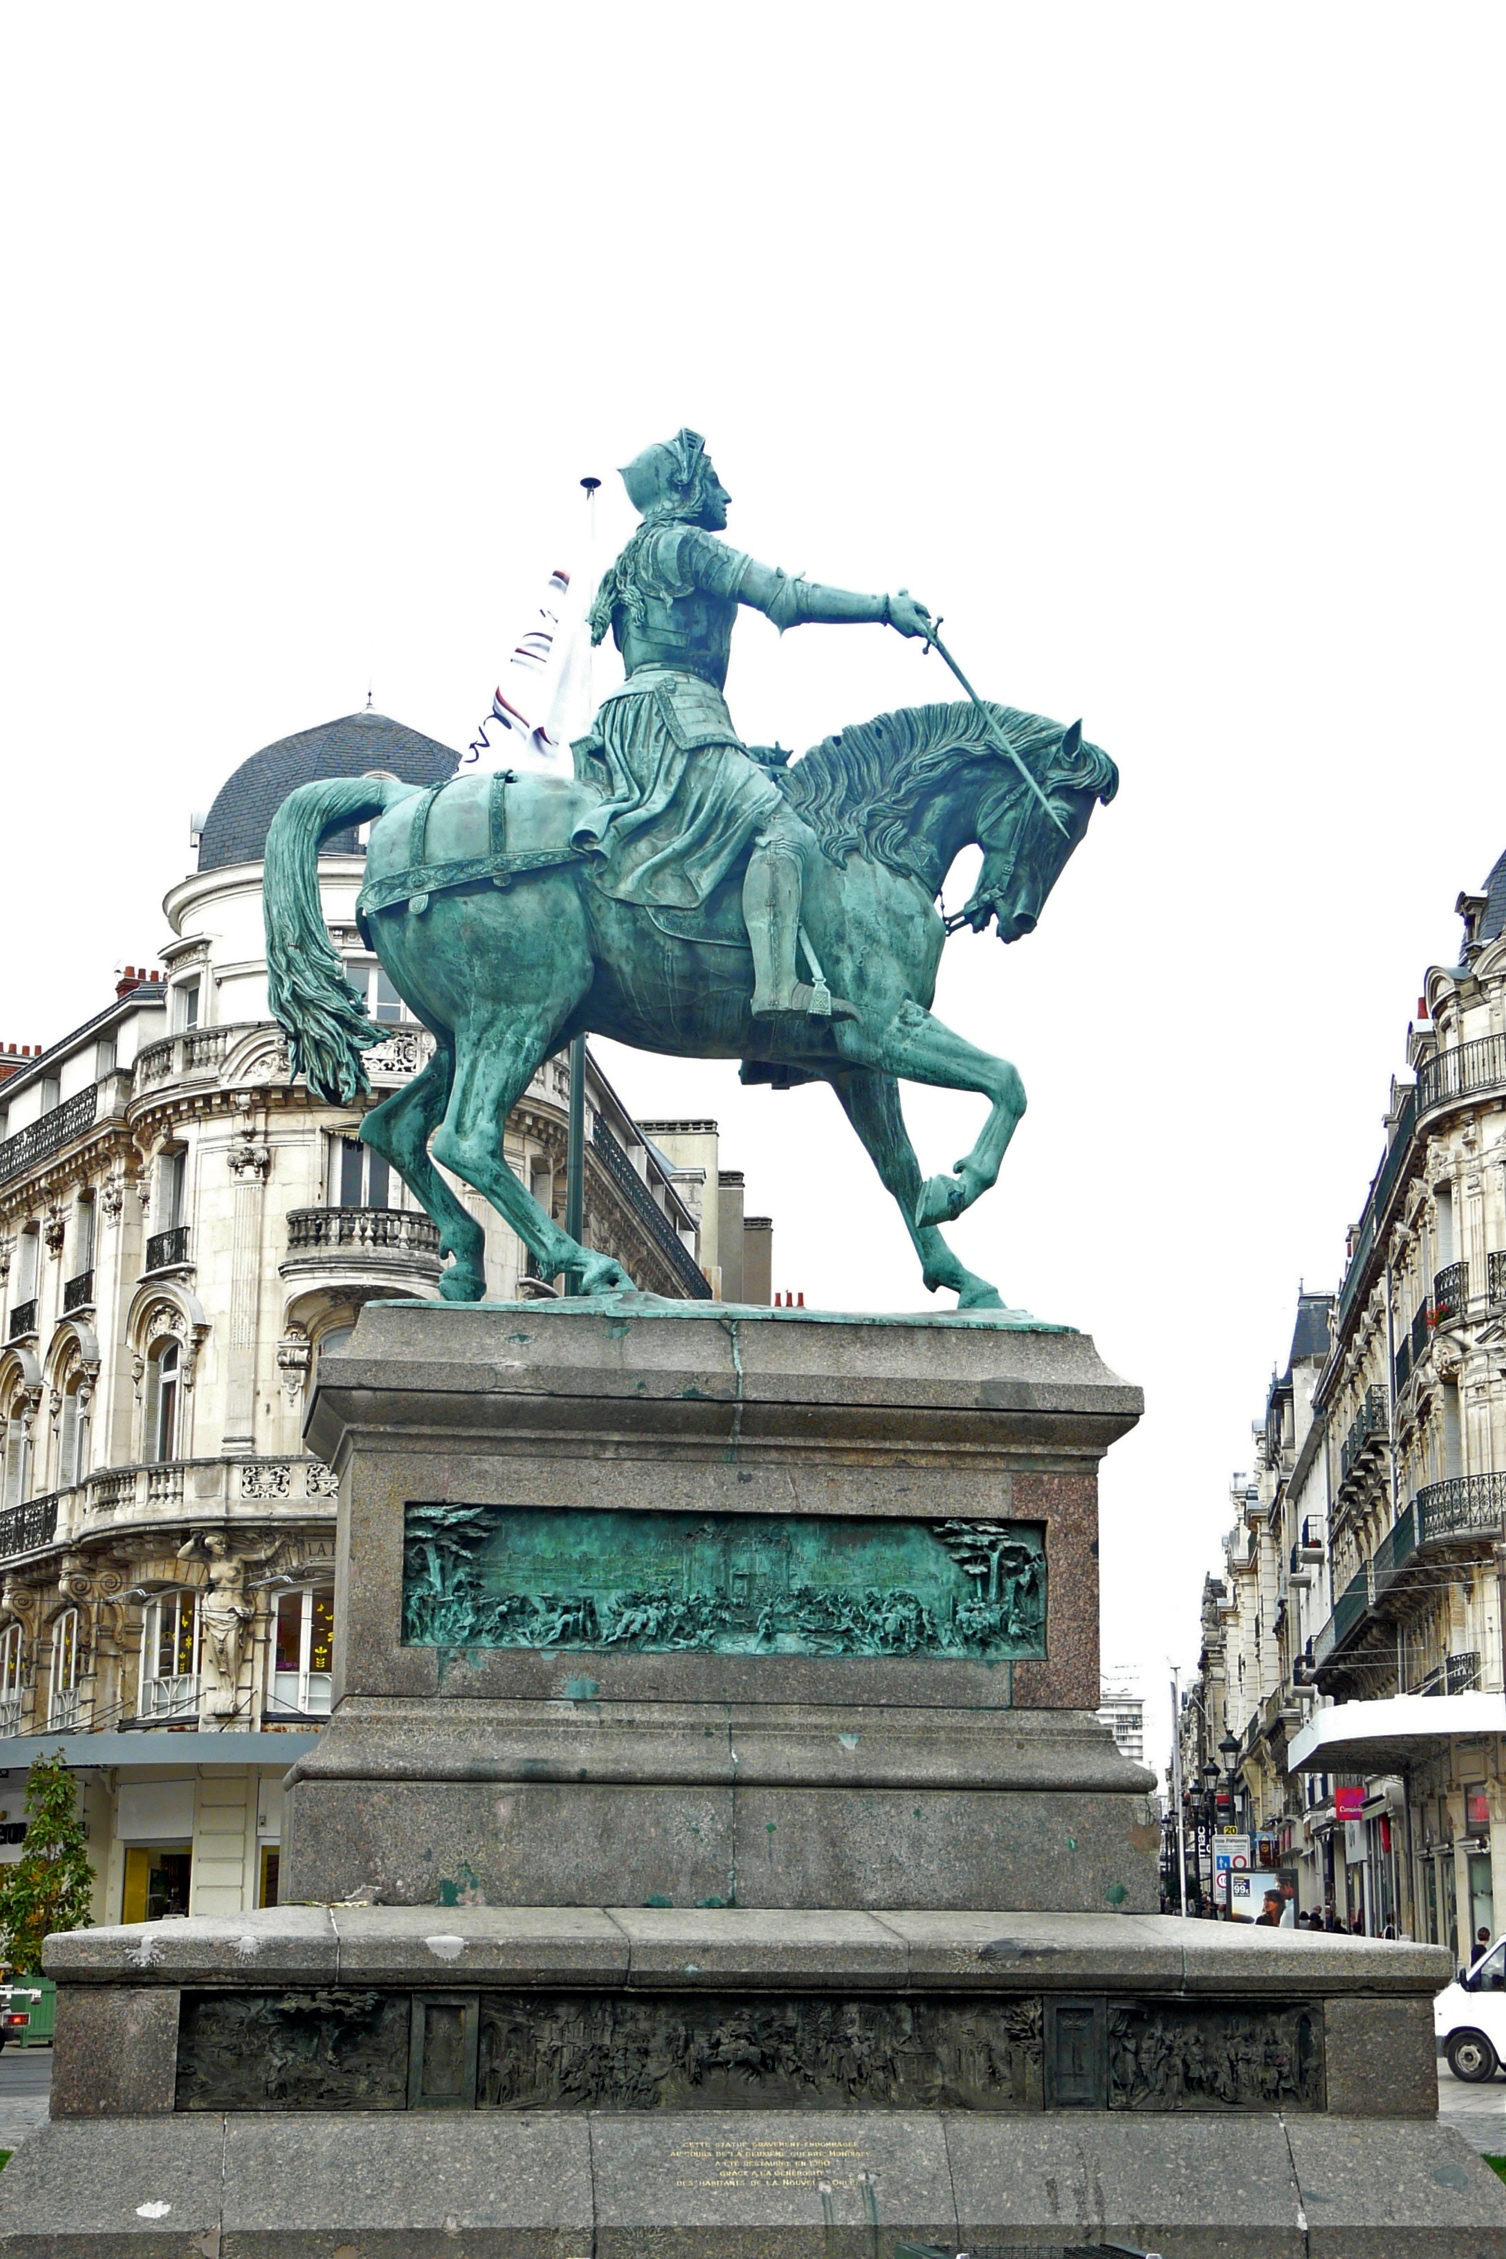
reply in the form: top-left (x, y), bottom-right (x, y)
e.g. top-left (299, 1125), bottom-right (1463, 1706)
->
top-left (4, 5), bottom-right (1503, 1778)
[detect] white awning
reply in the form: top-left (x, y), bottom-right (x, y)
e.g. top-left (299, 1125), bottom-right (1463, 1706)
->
top-left (1289, 1693), bottom-right (1506, 1773)
top-left (0, 1731), bottom-right (318, 1772)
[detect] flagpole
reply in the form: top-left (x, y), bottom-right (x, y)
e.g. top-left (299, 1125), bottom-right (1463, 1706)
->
top-left (563, 476), bottom-right (601, 1293)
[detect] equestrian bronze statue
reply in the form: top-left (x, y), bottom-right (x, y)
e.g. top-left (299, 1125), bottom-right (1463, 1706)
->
top-left (264, 429), bottom-right (1117, 1310)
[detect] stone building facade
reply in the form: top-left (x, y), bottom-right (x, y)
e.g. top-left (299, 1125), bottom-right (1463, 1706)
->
top-left (0, 711), bottom-right (773, 1926)
top-left (1179, 841), bottom-right (1506, 1946)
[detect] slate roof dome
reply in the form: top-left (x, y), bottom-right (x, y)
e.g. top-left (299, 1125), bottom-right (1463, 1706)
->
top-left (196, 711), bottom-right (461, 873)
top-left (1482, 843), bottom-right (1506, 946)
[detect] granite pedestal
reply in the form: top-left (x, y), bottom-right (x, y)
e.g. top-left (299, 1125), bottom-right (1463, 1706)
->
top-left (284, 1297), bottom-right (1157, 1914)
top-left (8, 1297), bottom-right (1503, 2255)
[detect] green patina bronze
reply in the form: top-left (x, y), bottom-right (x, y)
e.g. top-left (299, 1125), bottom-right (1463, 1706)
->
top-left (264, 430), bottom-right (1117, 1310)
top-left (401, 1502), bottom-right (1046, 1661)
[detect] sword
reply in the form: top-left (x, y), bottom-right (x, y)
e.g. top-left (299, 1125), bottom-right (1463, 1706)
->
top-left (920, 619), bottom-right (1070, 839)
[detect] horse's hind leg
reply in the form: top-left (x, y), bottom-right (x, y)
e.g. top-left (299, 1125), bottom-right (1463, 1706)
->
top-left (359, 1037), bottom-right (487, 1302)
top-left (432, 1013), bottom-right (635, 1296)
top-left (830, 1067), bottom-right (1010, 1312)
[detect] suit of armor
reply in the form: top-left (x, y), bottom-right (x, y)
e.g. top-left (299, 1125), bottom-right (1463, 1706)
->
top-left (576, 428), bottom-right (931, 1019)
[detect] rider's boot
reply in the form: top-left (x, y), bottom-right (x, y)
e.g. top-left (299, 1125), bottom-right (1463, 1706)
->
top-left (744, 836), bottom-right (857, 1021)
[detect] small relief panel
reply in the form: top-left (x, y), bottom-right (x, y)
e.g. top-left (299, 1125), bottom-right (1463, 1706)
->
top-left (402, 1503), bottom-right (1047, 1661)
top-left (409, 1992), bottom-right (480, 2109)
top-left (1106, 1998), bottom-right (1324, 2112)
top-left (176, 1989), bottom-right (410, 2110)
top-left (476, 1990), bottom-right (1045, 2111)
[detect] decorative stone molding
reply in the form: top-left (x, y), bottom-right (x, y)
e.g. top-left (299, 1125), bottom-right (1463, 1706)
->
top-left (228, 1142), bottom-right (272, 1181)
top-left (42, 1205), bottom-right (66, 1256)
top-left (276, 1326), bottom-right (310, 1404)
top-left (98, 1174), bottom-right (127, 1225)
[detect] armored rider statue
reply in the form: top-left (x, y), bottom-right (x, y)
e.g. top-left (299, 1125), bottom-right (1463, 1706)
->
top-left (579, 428), bottom-right (934, 1020)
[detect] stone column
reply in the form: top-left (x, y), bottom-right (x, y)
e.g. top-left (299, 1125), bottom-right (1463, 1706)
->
top-left (221, 1132), bottom-right (271, 1457)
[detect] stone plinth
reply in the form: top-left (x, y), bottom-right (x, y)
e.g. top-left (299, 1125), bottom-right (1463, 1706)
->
top-left (5, 1906), bottom-right (1503, 2254)
top-left (285, 1297), bottom-right (1156, 1911)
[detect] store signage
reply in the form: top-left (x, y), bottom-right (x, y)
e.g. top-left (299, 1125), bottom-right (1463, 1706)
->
top-left (1334, 1787), bottom-right (1365, 1820)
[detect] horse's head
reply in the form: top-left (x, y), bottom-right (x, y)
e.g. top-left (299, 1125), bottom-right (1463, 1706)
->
top-left (956, 718), bottom-right (1117, 942)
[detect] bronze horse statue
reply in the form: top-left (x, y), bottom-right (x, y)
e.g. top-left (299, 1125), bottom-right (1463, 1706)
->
top-left (263, 698), bottom-right (1116, 1310)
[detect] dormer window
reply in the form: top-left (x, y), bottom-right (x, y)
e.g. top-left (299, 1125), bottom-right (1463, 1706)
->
top-left (173, 980), bottom-right (201, 1034)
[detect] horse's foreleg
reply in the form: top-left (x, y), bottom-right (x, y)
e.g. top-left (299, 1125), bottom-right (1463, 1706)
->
top-left (841, 999), bottom-right (1026, 1227)
top-left (830, 1067), bottom-right (1008, 1311)
top-left (431, 1014), bottom-right (635, 1296)
top-left (359, 1038), bottom-right (487, 1301)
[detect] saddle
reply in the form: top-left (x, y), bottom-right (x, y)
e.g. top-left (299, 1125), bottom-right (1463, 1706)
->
top-left (355, 767), bottom-right (820, 1089)
top-left (355, 768), bottom-right (593, 934)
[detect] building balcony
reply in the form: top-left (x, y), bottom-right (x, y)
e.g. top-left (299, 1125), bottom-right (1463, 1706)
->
top-left (0, 1085), bottom-right (99, 1188)
top-left (1417, 1471), bottom-right (1506, 1546)
top-left (1433, 1261), bottom-right (1471, 1326)
top-left (1337, 1387), bottom-right (1389, 1490)
top-left (280, 1206), bottom-right (442, 1290)
top-left (5, 1299), bottom-right (36, 1343)
top-left (1312, 1471), bottom-right (1506, 1680)
top-left (0, 1455), bottom-right (340, 1564)
top-left (46, 1688), bottom-right (82, 1734)
top-left (62, 1269), bottom-right (94, 1314)
top-left (143, 1223), bottom-right (191, 1274)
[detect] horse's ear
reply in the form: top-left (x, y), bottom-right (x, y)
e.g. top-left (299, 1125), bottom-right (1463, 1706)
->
top-left (1061, 719), bottom-right (1082, 758)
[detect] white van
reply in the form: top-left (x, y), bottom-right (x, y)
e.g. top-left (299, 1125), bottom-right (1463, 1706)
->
top-left (1435, 1935), bottom-right (1506, 2080)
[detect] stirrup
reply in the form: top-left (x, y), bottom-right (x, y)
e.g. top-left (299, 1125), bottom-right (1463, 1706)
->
top-left (750, 981), bottom-right (858, 1023)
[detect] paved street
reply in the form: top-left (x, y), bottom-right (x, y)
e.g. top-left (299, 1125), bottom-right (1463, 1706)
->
top-left (1438, 2061), bottom-right (1506, 2156)
top-left (0, 2047), bottom-right (50, 2155)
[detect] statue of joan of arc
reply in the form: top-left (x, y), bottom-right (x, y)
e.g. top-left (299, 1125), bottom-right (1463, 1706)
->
top-left (577, 428), bottom-right (933, 1020)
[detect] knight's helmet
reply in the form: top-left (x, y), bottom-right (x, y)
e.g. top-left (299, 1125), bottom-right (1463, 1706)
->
top-left (590, 430), bottom-right (720, 645)
top-left (619, 428), bottom-right (716, 522)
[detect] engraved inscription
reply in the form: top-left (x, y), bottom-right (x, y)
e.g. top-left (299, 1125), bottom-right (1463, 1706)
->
top-left (476, 1990), bottom-right (1044, 2111)
top-left (403, 1503), bottom-right (1047, 1661)
top-left (669, 2136), bottom-right (872, 2190)
top-left (177, 1990), bottom-right (410, 2110)
top-left (1107, 1999), bottom-right (1323, 2111)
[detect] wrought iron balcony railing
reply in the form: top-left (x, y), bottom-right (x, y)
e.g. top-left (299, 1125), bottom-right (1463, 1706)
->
top-left (1491, 1251), bottom-right (1506, 1307)
top-left (1417, 1472), bottom-right (1506, 1547)
top-left (591, 1119), bottom-right (712, 1299)
top-left (1434, 1261), bottom-right (1471, 1322)
top-left (62, 1269), bottom-right (94, 1314)
top-left (1339, 1387), bottom-right (1389, 1483)
top-left (1417, 1031), bottom-right (1506, 1116)
top-left (144, 1224), bottom-right (190, 1273)
top-left (0, 1085), bottom-right (99, 1186)
top-left (5, 1299), bottom-right (36, 1342)
top-left (1394, 1336), bottom-right (1412, 1395)
top-left (285, 1206), bottom-right (441, 1258)
top-left (0, 1494), bottom-right (57, 1559)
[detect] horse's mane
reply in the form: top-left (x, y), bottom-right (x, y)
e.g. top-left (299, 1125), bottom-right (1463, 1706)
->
top-left (778, 700), bottom-right (1118, 879)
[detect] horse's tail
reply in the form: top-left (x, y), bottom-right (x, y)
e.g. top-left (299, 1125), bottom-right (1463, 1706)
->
top-left (263, 776), bottom-right (421, 1104)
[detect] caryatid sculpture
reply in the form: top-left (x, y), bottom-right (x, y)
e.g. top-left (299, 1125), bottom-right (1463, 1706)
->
top-left (265, 431), bottom-right (1117, 1311)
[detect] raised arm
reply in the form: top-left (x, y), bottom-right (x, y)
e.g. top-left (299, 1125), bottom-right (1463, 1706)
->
top-left (738, 555), bottom-right (933, 640)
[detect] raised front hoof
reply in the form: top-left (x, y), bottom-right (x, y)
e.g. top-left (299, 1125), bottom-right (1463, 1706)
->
top-left (916, 1172), bottom-right (967, 1227)
top-left (438, 1262), bottom-right (487, 1302)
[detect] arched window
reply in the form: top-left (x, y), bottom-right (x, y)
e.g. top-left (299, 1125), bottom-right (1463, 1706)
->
top-left (144, 1339), bottom-right (181, 1463)
top-left (140, 1590), bottom-right (199, 1721)
top-left (1, 1390), bottom-right (30, 1511)
top-left (49, 1608), bottom-right (80, 1731)
top-left (0, 1622), bottom-right (25, 1735)
top-left (57, 1368), bottom-right (89, 1490)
